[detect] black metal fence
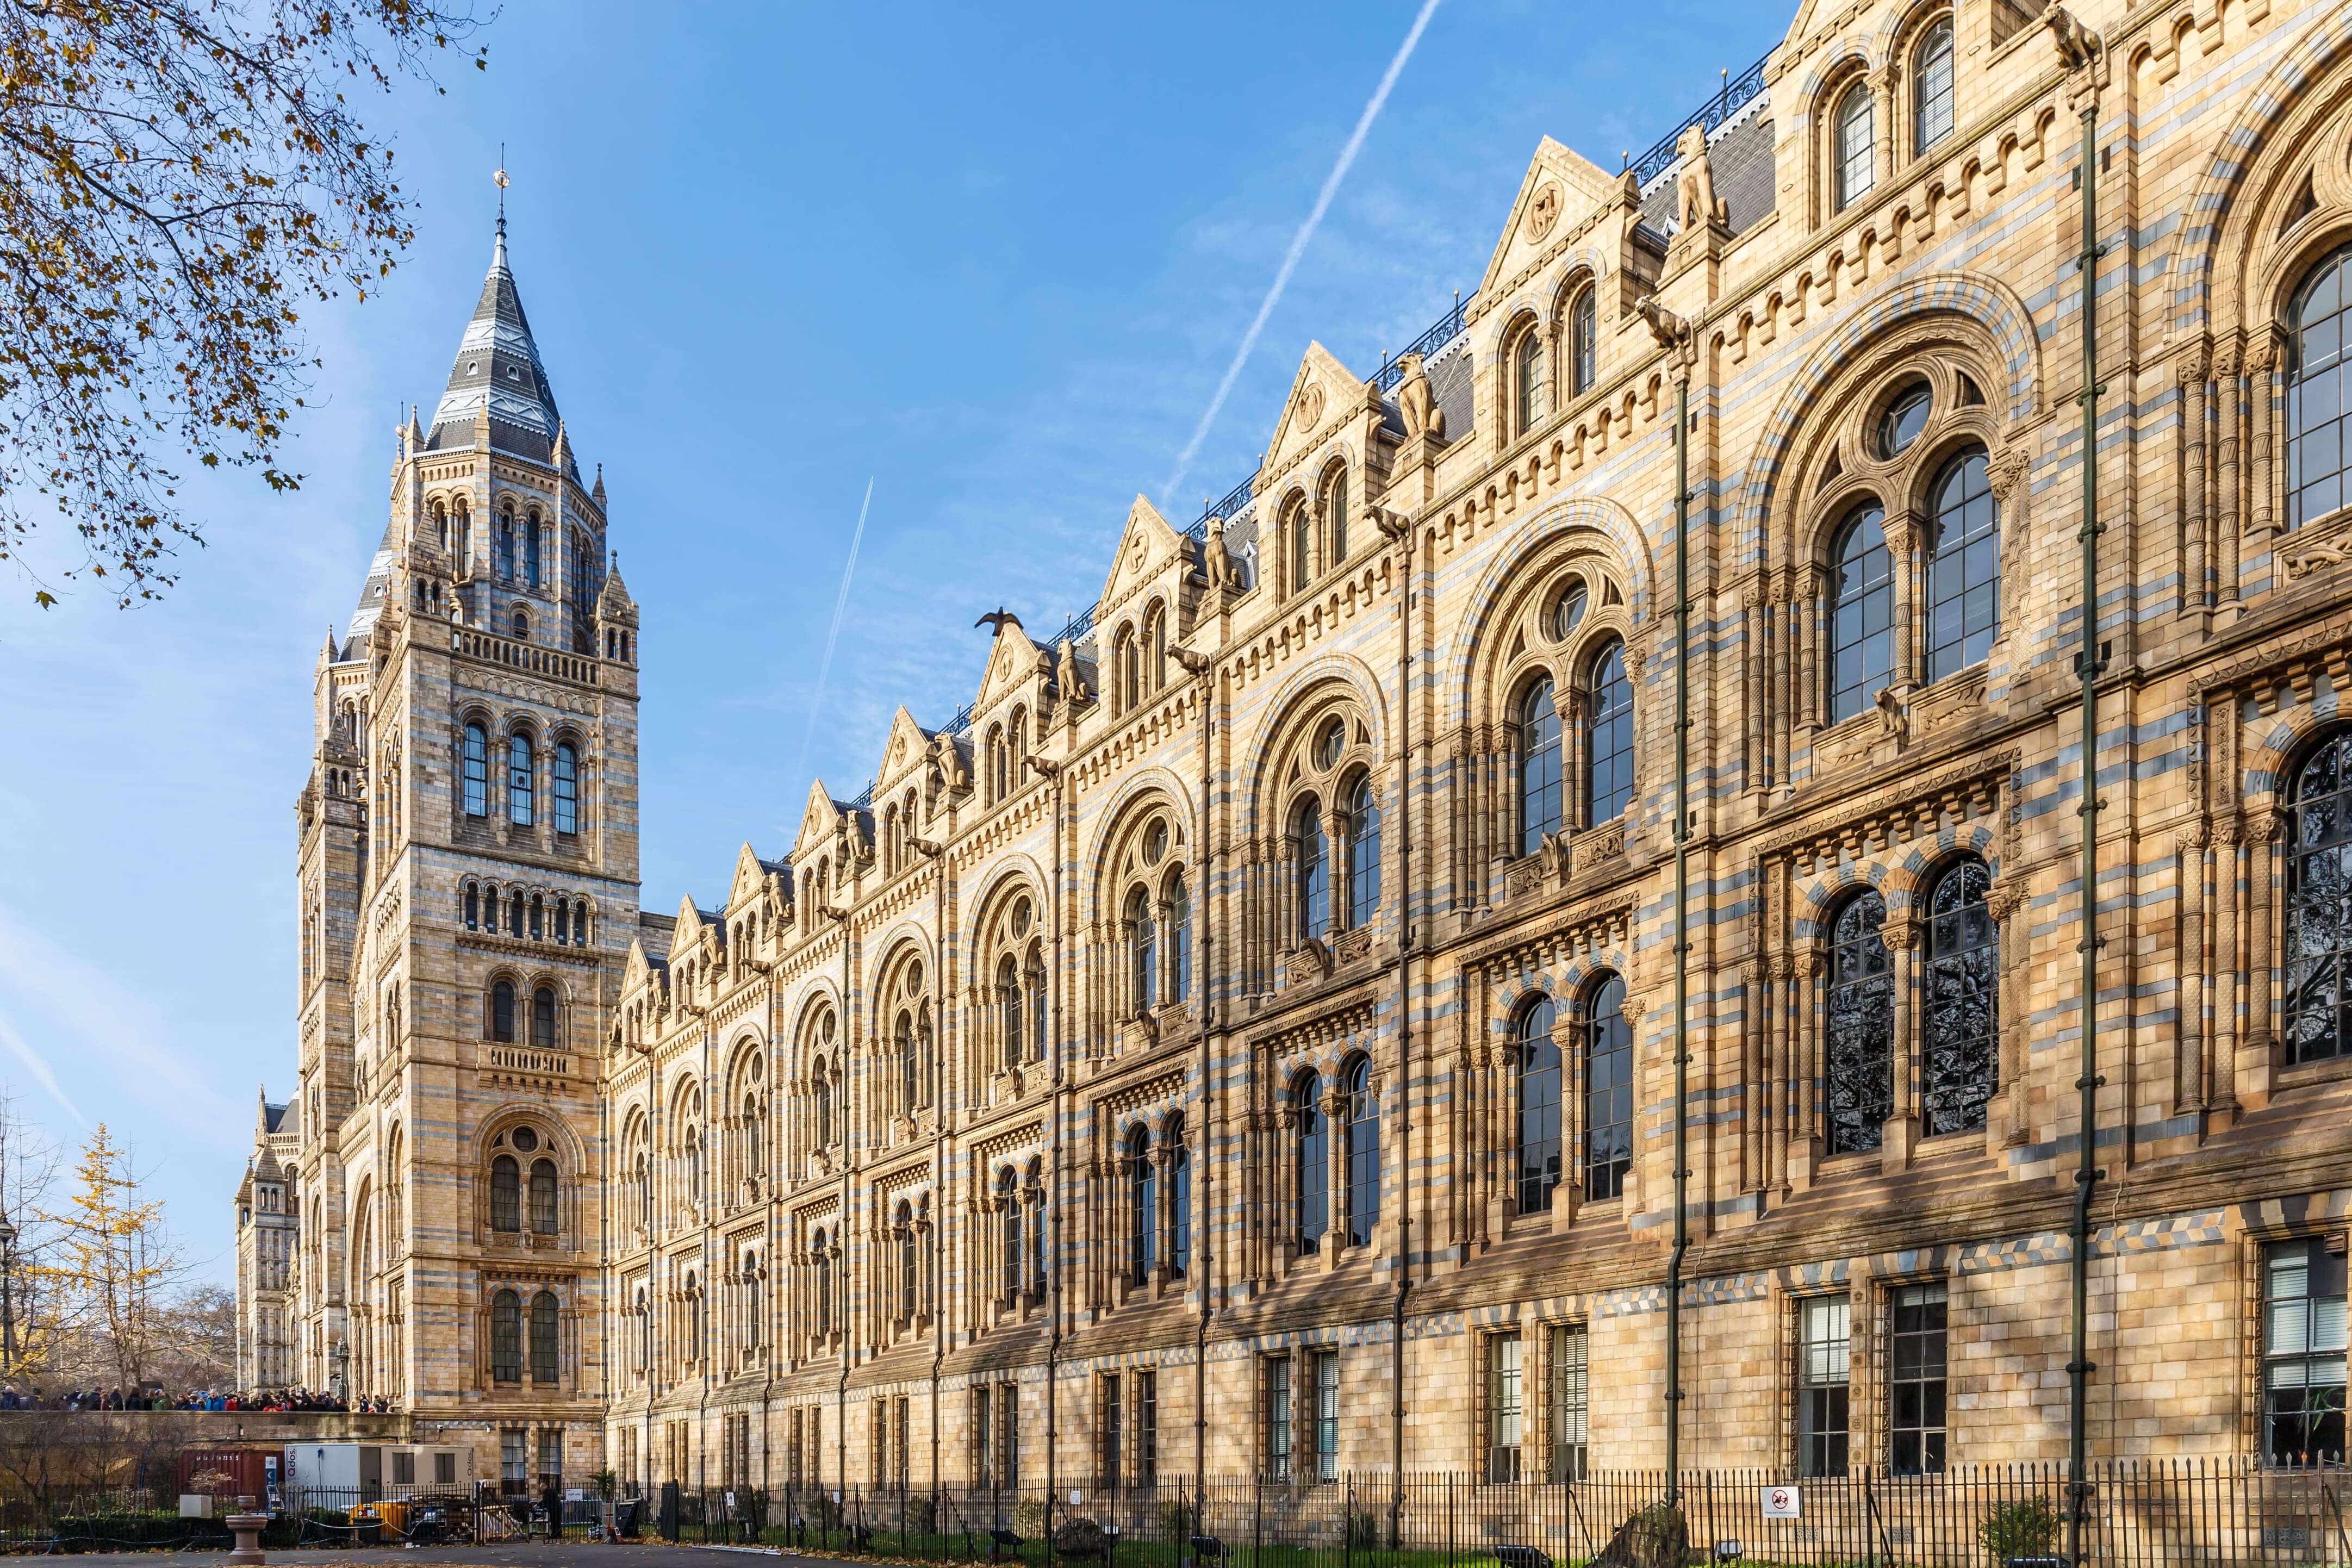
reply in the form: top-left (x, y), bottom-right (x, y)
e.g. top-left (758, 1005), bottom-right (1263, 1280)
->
top-left (626, 1464), bottom-right (2349, 1567)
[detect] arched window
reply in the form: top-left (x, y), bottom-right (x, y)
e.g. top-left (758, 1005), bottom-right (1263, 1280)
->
top-left (1569, 290), bottom-right (1597, 398)
top-left (744, 1249), bottom-right (762, 1348)
top-left (462, 723), bottom-right (490, 817)
top-left (1834, 82), bottom-right (1875, 211)
top-left (1826, 890), bottom-right (1895, 1154)
top-left (530, 1158), bottom-right (558, 1234)
top-left (1344, 1056), bottom-right (1378, 1247)
top-left (1166, 1121), bottom-right (1192, 1278)
top-left (490, 979), bottom-right (517, 1043)
top-left (1328, 470), bottom-right (1350, 565)
top-left (1145, 605), bottom-right (1167, 695)
top-left (1516, 997), bottom-right (1561, 1215)
top-left (1584, 975), bottom-right (1633, 1201)
top-left (897, 1010), bottom-right (920, 1111)
top-left (490, 1289), bottom-right (522, 1382)
top-left (1128, 887), bottom-right (1158, 1014)
top-left (998, 1169), bottom-right (1023, 1303)
top-left (633, 1287), bottom-right (649, 1372)
top-left (496, 513), bottom-right (515, 580)
top-left (1584, 641), bottom-right (1633, 823)
top-left (1295, 1073), bottom-right (1328, 1254)
top-left (1343, 773), bottom-right (1382, 930)
top-left (525, 517), bottom-right (543, 589)
top-left (553, 744), bottom-right (580, 835)
top-left (1024, 1163), bottom-right (1047, 1291)
top-left (531, 986), bottom-right (556, 1050)
top-left (464, 882), bottom-right (480, 929)
top-left (998, 955), bottom-right (1024, 1069)
top-left (1922, 858), bottom-right (1998, 1134)
top-left (1025, 947), bottom-right (1048, 1061)
top-left (490, 1154), bottom-right (521, 1232)
top-left (1128, 1128), bottom-right (1157, 1285)
top-left (453, 500), bottom-right (472, 569)
top-left (1829, 505), bottom-right (1894, 723)
top-left (685, 1128), bottom-right (702, 1204)
top-left (1913, 20), bottom-right (1955, 154)
top-left (1295, 799), bottom-right (1330, 942)
top-left (514, 601), bottom-right (531, 636)
top-left (530, 1290), bottom-right (558, 1383)
top-left (2288, 247), bottom-right (2351, 530)
top-left (686, 1271), bottom-right (702, 1362)
top-left (2286, 732), bottom-right (2352, 1066)
top-left (813, 1234), bottom-right (833, 1337)
top-left (1167, 873), bottom-right (1193, 1004)
top-left (812, 1061), bottom-right (833, 1147)
top-left (528, 893), bottom-right (544, 941)
top-left (1291, 500), bottom-right (1312, 592)
top-left (635, 1152), bottom-right (650, 1224)
top-left (1521, 677), bottom-right (1562, 855)
top-left (507, 733), bottom-right (534, 826)
top-left (1926, 449), bottom-right (1999, 681)
top-left (896, 1202), bottom-right (919, 1324)
top-left (1117, 627), bottom-right (1141, 713)
top-left (1515, 325), bottom-right (1546, 434)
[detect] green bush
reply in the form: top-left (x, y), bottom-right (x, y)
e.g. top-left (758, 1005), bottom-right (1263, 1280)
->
top-left (1156, 1498), bottom-right (1197, 1540)
top-left (1346, 1508), bottom-right (1384, 1550)
top-left (1977, 1497), bottom-right (2061, 1563)
top-left (1014, 1497), bottom-right (1048, 1538)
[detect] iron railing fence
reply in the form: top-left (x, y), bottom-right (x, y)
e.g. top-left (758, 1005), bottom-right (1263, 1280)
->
top-left (618, 1463), bottom-right (2348, 1567)
top-left (1629, 51), bottom-right (1774, 190)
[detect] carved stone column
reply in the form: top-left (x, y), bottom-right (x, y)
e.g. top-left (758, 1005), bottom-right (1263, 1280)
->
top-left (1881, 916), bottom-right (1922, 1172)
top-left (2176, 824), bottom-right (2210, 1115)
top-left (2214, 816), bottom-right (2244, 1117)
top-left (1551, 1001), bottom-right (1585, 1230)
top-left (1799, 568), bottom-right (1825, 735)
top-left (2183, 350), bottom-right (2211, 612)
top-left (1790, 951), bottom-right (1825, 1189)
top-left (1769, 954), bottom-right (1794, 1192)
top-left (1871, 67), bottom-right (1898, 189)
top-left (1618, 990), bottom-right (1650, 1213)
top-left (2242, 810), bottom-right (2282, 1110)
top-left (2249, 335), bottom-right (2280, 543)
top-left (2217, 343), bottom-right (2244, 609)
top-left (1771, 571), bottom-right (1796, 784)
top-left (1888, 511), bottom-right (1923, 691)
top-left (1560, 683), bottom-right (1589, 835)
top-left (1984, 883), bottom-right (2031, 1148)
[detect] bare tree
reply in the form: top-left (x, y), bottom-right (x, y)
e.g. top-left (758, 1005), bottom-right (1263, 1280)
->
top-left (0, 1090), bottom-right (73, 1385)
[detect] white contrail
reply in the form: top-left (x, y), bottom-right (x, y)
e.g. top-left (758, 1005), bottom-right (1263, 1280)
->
top-left (799, 477), bottom-right (875, 771)
top-left (1162, 0), bottom-right (1443, 505)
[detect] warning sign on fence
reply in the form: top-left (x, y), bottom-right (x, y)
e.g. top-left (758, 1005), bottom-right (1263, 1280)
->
top-left (1760, 1486), bottom-right (1801, 1519)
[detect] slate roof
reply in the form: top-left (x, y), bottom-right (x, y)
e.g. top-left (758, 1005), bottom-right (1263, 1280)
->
top-left (427, 221), bottom-right (571, 471)
top-left (1638, 95), bottom-right (1777, 240)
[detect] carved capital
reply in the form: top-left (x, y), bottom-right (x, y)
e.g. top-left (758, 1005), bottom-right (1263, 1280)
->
top-left (2179, 346), bottom-right (2211, 385)
top-left (1986, 445), bottom-right (2030, 503)
top-left (2217, 817), bottom-right (2248, 847)
top-left (1982, 885), bottom-right (2026, 922)
top-left (1880, 918), bottom-right (1922, 953)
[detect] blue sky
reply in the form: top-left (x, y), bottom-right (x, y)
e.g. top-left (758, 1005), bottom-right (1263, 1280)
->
top-left (0, 1), bottom-right (1782, 1282)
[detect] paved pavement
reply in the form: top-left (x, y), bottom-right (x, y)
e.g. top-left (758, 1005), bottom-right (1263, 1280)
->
top-left (35, 1544), bottom-right (858, 1568)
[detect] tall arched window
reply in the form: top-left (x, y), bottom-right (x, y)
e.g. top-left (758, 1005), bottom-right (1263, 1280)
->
top-left (686, 1271), bottom-right (702, 1362)
top-left (812, 1060), bottom-right (833, 1147)
top-left (813, 1233), bottom-right (833, 1337)
top-left (744, 1249), bottom-right (762, 1348)
top-left (1520, 677), bottom-right (1562, 856)
top-left (1922, 858), bottom-right (1998, 1134)
top-left (1344, 1056), bottom-right (1379, 1247)
top-left (1328, 470), bottom-right (1350, 564)
top-left (1344, 773), bottom-right (1382, 930)
top-left (1584, 641), bottom-right (1633, 823)
top-left (1117, 627), bottom-right (1141, 713)
top-left (1569, 290), bottom-right (1597, 398)
top-left (1830, 505), bottom-right (1894, 723)
top-left (1515, 326), bottom-right (1546, 434)
top-left (1128, 887), bottom-right (1158, 1013)
top-left (453, 500), bottom-right (472, 568)
top-left (463, 723), bottom-right (490, 817)
top-left (896, 1202), bottom-right (919, 1324)
top-left (508, 733), bottom-right (535, 826)
top-left (1024, 1162), bottom-right (1047, 1291)
top-left (490, 1289), bottom-right (522, 1382)
top-left (529, 1158), bottom-right (558, 1234)
top-left (525, 517), bottom-right (543, 589)
top-left (552, 743), bottom-right (580, 835)
top-left (530, 1290), bottom-right (559, 1383)
top-left (998, 956), bottom-right (1024, 1069)
top-left (1913, 20), bottom-right (1955, 153)
top-left (2288, 247), bottom-right (2351, 530)
top-left (531, 986), bottom-right (556, 1050)
top-left (1927, 449), bottom-right (1999, 681)
top-left (2286, 732), bottom-right (2352, 1065)
top-left (1165, 1121), bottom-right (1192, 1279)
top-left (1826, 890), bottom-right (1895, 1154)
top-left (998, 1169), bottom-right (1023, 1303)
top-left (1025, 948), bottom-right (1048, 1061)
top-left (1834, 83), bottom-right (1875, 211)
top-left (1295, 1073), bottom-right (1328, 1254)
top-left (684, 1128), bottom-right (702, 1205)
top-left (1516, 998), bottom-right (1561, 1215)
top-left (490, 979), bottom-right (517, 1043)
top-left (1584, 975), bottom-right (1633, 1201)
top-left (496, 513), bottom-right (515, 580)
top-left (1295, 799), bottom-right (1330, 942)
top-left (1167, 873), bottom-right (1192, 1003)
top-left (897, 1010), bottom-right (920, 1112)
top-left (1145, 605), bottom-right (1167, 694)
top-left (1128, 1128), bottom-right (1157, 1285)
top-left (490, 1154), bottom-right (521, 1231)
top-left (1291, 500), bottom-right (1312, 592)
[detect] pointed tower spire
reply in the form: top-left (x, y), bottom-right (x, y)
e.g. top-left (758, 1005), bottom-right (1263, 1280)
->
top-left (423, 188), bottom-right (564, 465)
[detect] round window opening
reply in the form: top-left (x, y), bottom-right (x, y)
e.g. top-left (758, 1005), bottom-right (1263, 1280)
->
top-left (1012, 898), bottom-right (1032, 938)
top-left (1877, 385), bottom-right (1932, 458)
top-left (1551, 578), bottom-right (1589, 640)
top-left (1143, 820), bottom-right (1168, 866)
top-left (1315, 717), bottom-right (1348, 770)
top-left (512, 1127), bottom-right (539, 1153)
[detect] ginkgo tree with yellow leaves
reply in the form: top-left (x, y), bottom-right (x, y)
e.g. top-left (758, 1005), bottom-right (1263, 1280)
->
top-left (42, 1125), bottom-right (187, 1392)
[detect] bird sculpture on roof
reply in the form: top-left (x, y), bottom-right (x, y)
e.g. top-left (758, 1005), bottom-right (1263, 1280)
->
top-left (976, 608), bottom-right (1023, 635)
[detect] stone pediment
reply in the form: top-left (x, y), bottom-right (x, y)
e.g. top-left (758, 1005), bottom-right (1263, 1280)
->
top-left (621, 937), bottom-right (657, 995)
top-left (668, 895), bottom-right (714, 963)
top-left (794, 778), bottom-right (845, 857)
top-left (973, 617), bottom-right (1045, 717)
top-left (1098, 495), bottom-right (1187, 618)
top-left (877, 706), bottom-right (933, 794)
top-left (1260, 341), bottom-right (1373, 487)
top-left (725, 842), bottom-right (768, 912)
top-left (1471, 137), bottom-right (1622, 312)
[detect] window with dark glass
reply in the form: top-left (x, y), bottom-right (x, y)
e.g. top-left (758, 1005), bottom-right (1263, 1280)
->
top-left (491, 1154), bottom-right (521, 1232)
top-left (1878, 385), bottom-right (1931, 459)
top-left (1291, 503), bottom-right (1312, 593)
top-left (463, 724), bottom-right (490, 817)
top-left (1267, 1357), bottom-right (1293, 1480)
top-left (1830, 505), bottom-right (1894, 722)
top-left (998, 956), bottom-right (1023, 1068)
top-left (1101, 1372), bottom-right (1123, 1488)
top-left (1128, 887), bottom-right (1157, 1013)
top-left (1344, 1056), bottom-right (1378, 1247)
top-left (1139, 1370), bottom-right (1159, 1485)
top-left (1329, 471), bottom-right (1349, 564)
top-left (1797, 1295), bottom-right (1851, 1477)
top-left (1516, 327), bottom-right (1545, 434)
top-left (1548, 1323), bottom-right (1589, 1482)
top-left (1166, 1127), bottom-right (1191, 1278)
top-left (1489, 1332), bottom-right (1523, 1483)
top-left (464, 883), bottom-right (480, 929)
top-left (1922, 859), bottom-right (1997, 1135)
top-left (1344, 773), bottom-right (1381, 930)
top-left (1026, 1167), bottom-right (1046, 1292)
top-left (553, 744), bottom-right (579, 835)
top-left (1927, 449), bottom-right (2000, 680)
top-left (1520, 677), bottom-right (1563, 856)
top-left (530, 1290), bottom-right (559, 1383)
top-left (1296, 1073), bottom-right (1328, 1254)
top-left (1834, 83), bottom-right (1875, 210)
top-left (1585, 641), bottom-right (1633, 823)
top-left (897, 1204), bottom-right (919, 1324)
top-left (1026, 950), bottom-right (1048, 1061)
top-left (1889, 1282), bottom-right (1947, 1474)
top-left (1516, 997), bottom-right (1561, 1215)
top-left (2287, 731), bottom-right (2352, 1066)
top-left (525, 518), bottom-right (542, 590)
top-left (1570, 291), bottom-right (1597, 397)
top-left (508, 733), bottom-right (534, 826)
top-left (1552, 577), bottom-right (1588, 640)
top-left (532, 986), bottom-right (556, 1050)
top-left (2261, 1238), bottom-right (2348, 1465)
top-left (491, 1289), bottom-right (522, 1382)
top-left (490, 979), bottom-right (517, 1043)
top-left (1585, 975), bottom-right (1633, 1201)
top-left (998, 1171), bottom-right (1023, 1303)
top-left (1129, 1128), bottom-right (1157, 1285)
top-left (2288, 245), bottom-right (2350, 529)
top-left (1168, 873), bottom-right (1192, 1003)
top-left (1312, 1350), bottom-right (1340, 1482)
top-left (528, 1157), bottom-right (558, 1234)
top-left (1295, 800), bottom-right (1330, 942)
top-left (1827, 891), bottom-right (1895, 1154)
top-left (1913, 21), bottom-right (1954, 152)
top-left (496, 515), bottom-right (515, 580)
top-left (814, 1233), bottom-right (833, 1337)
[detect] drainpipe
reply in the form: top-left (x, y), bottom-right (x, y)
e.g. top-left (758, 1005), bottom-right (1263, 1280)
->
top-left (833, 906), bottom-right (854, 1508)
top-left (1375, 507), bottom-right (1416, 1508)
top-left (915, 837), bottom-right (949, 1498)
top-left (1171, 643), bottom-right (1217, 1485)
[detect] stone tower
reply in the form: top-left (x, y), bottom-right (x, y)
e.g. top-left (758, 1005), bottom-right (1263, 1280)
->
top-left (290, 213), bottom-right (639, 1484)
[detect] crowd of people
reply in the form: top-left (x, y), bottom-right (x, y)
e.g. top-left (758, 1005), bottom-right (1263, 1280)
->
top-left (0, 1386), bottom-right (397, 1413)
